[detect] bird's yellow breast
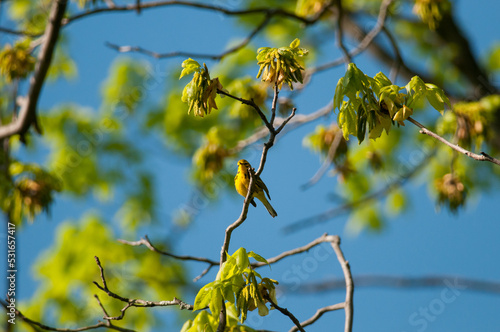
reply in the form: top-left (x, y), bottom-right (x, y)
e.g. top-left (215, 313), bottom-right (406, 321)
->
top-left (235, 166), bottom-right (250, 197)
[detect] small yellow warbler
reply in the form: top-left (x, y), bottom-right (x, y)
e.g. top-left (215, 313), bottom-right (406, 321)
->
top-left (234, 159), bottom-right (277, 218)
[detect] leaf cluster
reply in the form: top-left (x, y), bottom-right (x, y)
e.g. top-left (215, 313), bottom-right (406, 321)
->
top-left (0, 161), bottom-right (61, 224)
top-left (0, 39), bottom-right (36, 82)
top-left (185, 248), bottom-right (277, 331)
top-left (334, 63), bottom-right (450, 144)
top-left (180, 59), bottom-right (224, 117)
top-left (413, 0), bottom-right (451, 30)
top-left (256, 38), bottom-right (308, 90)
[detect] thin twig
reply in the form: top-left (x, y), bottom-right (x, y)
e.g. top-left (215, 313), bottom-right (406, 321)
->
top-left (118, 236), bottom-right (218, 265)
top-left (93, 256), bottom-right (194, 323)
top-left (252, 233), bottom-right (334, 268)
top-left (289, 303), bottom-right (345, 332)
top-left (0, 300), bottom-right (135, 332)
top-left (229, 102), bottom-right (331, 155)
top-left (0, 26), bottom-right (40, 37)
top-left (330, 236), bottom-right (354, 332)
top-left (63, 1), bottom-right (330, 26)
top-left (106, 14), bottom-right (272, 61)
top-left (0, 0), bottom-right (68, 140)
top-left (270, 83), bottom-right (279, 126)
top-left (334, 0), bottom-right (352, 65)
top-left (193, 263), bottom-right (216, 282)
top-left (309, 0), bottom-right (394, 74)
top-left (217, 89), bottom-right (273, 132)
top-left (407, 117), bottom-right (500, 166)
top-left (382, 26), bottom-right (403, 82)
top-left (264, 295), bottom-right (305, 332)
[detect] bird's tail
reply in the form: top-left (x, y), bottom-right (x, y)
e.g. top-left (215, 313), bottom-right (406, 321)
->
top-left (258, 195), bottom-right (277, 218)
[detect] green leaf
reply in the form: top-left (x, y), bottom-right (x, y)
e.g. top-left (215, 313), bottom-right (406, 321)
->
top-left (234, 247), bottom-right (250, 272)
top-left (289, 38), bottom-right (300, 49)
top-left (194, 281), bottom-right (215, 311)
top-left (425, 83), bottom-right (450, 114)
top-left (209, 287), bottom-right (223, 318)
top-left (333, 77), bottom-right (344, 112)
top-left (179, 58), bottom-right (201, 79)
top-left (248, 251), bottom-right (269, 266)
top-left (374, 72), bottom-right (392, 87)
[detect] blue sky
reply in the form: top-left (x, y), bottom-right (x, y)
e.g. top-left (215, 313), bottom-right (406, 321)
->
top-left (1, 1), bottom-right (500, 331)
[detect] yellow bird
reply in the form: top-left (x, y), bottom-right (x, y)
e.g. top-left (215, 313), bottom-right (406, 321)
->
top-left (235, 159), bottom-right (277, 218)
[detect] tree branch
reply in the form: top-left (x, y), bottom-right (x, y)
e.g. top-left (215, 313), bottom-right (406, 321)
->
top-left (63, 1), bottom-right (331, 27)
top-left (106, 13), bottom-right (272, 61)
top-left (407, 117), bottom-right (500, 166)
top-left (93, 256), bottom-right (194, 323)
top-left (0, 0), bottom-right (68, 140)
top-left (252, 233), bottom-right (335, 268)
top-left (309, 0), bottom-right (394, 74)
top-left (264, 294), bottom-right (305, 332)
top-left (217, 89), bottom-right (273, 133)
top-left (1, 300), bottom-right (135, 332)
top-left (228, 102), bottom-right (329, 155)
top-left (0, 26), bottom-right (40, 37)
top-left (289, 303), bottom-right (345, 332)
top-left (333, 0), bottom-right (352, 65)
top-left (118, 235), bottom-right (218, 265)
top-left (331, 236), bottom-right (354, 332)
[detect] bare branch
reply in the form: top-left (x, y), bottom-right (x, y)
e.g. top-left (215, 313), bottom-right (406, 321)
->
top-left (252, 233), bottom-right (334, 268)
top-left (331, 236), bottom-right (354, 332)
top-left (193, 263), bottom-right (216, 282)
top-left (106, 14), bottom-right (271, 61)
top-left (289, 303), bottom-right (345, 332)
top-left (93, 256), bottom-right (194, 323)
top-left (63, 1), bottom-right (330, 27)
top-left (228, 101), bottom-right (331, 155)
top-left (408, 117), bottom-right (500, 166)
top-left (0, 26), bottom-right (40, 37)
top-left (382, 26), bottom-right (403, 82)
top-left (118, 236), bottom-right (218, 265)
top-left (1, 300), bottom-right (135, 332)
top-left (0, 0), bottom-right (68, 140)
top-left (217, 89), bottom-right (273, 133)
top-left (309, 0), bottom-right (394, 74)
top-left (333, 0), bottom-right (352, 65)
